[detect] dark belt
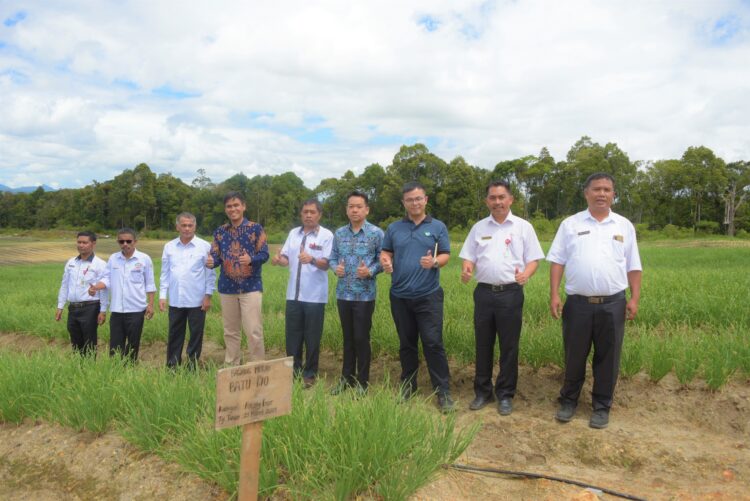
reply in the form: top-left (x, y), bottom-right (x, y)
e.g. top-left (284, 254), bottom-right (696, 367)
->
top-left (69, 300), bottom-right (99, 309)
top-left (568, 291), bottom-right (626, 304)
top-left (477, 282), bottom-right (521, 292)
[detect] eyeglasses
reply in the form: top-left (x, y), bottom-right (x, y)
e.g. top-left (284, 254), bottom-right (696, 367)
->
top-left (403, 197), bottom-right (425, 204)
top-left (117, 239), bottom-right (134, 244)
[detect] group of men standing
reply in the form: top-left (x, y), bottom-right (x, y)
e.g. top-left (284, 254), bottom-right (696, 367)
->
top-left (56, 172), bottom-right (641, 428)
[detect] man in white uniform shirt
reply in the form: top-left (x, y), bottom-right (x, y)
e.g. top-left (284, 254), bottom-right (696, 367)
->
top-left (272, 199), bottom-right (333, 388)
top-left (547, 173), bottom-right (642, 429)
top-left (56, 231), bottom-right (108, 356)
top-left (159, 212), bottom-right (215, 369)
top-left (459, 181), bottom-right (544, 416)
top-left (90, 227), bottom-right (156, 361)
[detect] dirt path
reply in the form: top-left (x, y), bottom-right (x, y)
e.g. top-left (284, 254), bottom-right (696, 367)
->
top-left (1, 332), bottom-right (748, 500)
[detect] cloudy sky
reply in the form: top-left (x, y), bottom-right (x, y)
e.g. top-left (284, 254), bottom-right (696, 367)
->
top-left (1, 1), bottom-right (749, 190)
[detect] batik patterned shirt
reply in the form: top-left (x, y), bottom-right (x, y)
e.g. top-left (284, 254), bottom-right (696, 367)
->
top-left (328, 221), bottom-right (384, 301)
top-left (211, 218), bottom-right (269, 294)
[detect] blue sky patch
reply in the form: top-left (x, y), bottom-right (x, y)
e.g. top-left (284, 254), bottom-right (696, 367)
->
top-left (418, 15), bottom-right (440, 32)
top-left (114, 78), bottom-right (139, 90)
top-left (711, 15), bottom-right (741, 45)
top-left (4, 11), bottom-right (26, 27)
top-left (295, 127), bottom-right (335, 144)
top-left (0, 68), bottom-right (29, 84)
top-left (152, 85), bottom-right (201, 99)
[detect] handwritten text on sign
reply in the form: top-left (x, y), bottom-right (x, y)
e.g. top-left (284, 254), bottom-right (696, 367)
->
top-left (215, 357), bottom-right (293, 430)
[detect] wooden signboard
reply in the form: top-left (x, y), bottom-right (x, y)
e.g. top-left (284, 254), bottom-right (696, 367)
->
top-left (215, 357), bottom-right (294, 500)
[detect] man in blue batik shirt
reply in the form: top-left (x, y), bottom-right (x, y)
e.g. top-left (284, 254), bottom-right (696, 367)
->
top-left (328, 190), bottom-right (384, 394)
top-left (206, 191), bottom-right (269, 366)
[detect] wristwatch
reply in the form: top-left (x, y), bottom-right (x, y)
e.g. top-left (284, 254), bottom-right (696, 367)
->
top-left (311, 257), bottom-right (317, 266)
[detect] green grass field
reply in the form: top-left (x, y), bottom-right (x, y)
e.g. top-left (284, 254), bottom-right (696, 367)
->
top-left (0, 349), bottom-right (476, 500)
top-left (1, 238), bottom-right (749, 388)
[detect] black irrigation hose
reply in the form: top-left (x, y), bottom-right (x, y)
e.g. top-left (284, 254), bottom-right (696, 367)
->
top-left (448, 463), bottom-right (648, 501)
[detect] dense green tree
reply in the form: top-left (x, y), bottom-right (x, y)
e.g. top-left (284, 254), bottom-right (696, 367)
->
top-left (2, 141), bottom-right (748, 239)
top-left (680, 146), bottom-right (727, 227)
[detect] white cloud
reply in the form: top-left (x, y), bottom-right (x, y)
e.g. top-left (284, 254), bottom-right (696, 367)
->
top-left (0, 0), bottom-right (749, 189)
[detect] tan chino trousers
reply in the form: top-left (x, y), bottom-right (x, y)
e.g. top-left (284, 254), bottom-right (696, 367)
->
top-left (220, 291), bottom-right (264, 365)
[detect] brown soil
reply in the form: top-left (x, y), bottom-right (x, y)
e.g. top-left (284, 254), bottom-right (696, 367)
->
top-left (1, 332), bottom-right (748, 500)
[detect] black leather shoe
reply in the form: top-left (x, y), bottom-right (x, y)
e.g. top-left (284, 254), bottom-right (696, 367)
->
top-left (555, 401), bottom-right (577, 423)
top-left (398, 384), bottom-right (416, 403)
top-left (497, 398), bottom-right (513, 416)
top-left (469, 394), bottom-right (494, 411)
top-left (330, 379), bottom-right (349, 396)
top-left (589, 409), bottom-right (609, 429)
top-left (437, 393), bottom-right (456, 413)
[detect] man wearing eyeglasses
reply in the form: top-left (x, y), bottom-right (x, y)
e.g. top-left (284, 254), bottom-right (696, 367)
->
top-left (89, 228), bottom-right (156, 361)
top-left (380, 181), bottom-right (454, 413)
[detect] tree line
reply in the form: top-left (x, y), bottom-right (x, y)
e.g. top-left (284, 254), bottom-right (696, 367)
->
top-left (1, 136), bottom-right (748, 238)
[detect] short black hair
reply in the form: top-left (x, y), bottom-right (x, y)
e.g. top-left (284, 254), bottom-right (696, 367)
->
top-left (117, 227), bottom-right (137, 240)
top-left (175, 212), bottom-right (196, 225)
top-left (301, 198), bottom-right (322, 214)
top-left (77, 231), bottom-right (97, 242)
top-left (223, 191), bottom-right (246, 205)
top-left (584, 172), bottom-right (616, 190)
top-left (347, 190), bottom-right (369, 206)
top-left (486, 180), bottom-right (513, 197)
top-left (402, 181), bottom-right (426, 196)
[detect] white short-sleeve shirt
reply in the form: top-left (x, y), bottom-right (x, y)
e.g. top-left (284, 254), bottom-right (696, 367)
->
top-left (546, 209), bottom-right (641, 296)
top-left (459, 212), bottom-right (545, 285)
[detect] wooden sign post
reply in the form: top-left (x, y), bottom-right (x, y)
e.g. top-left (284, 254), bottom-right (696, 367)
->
top-left (215, 357), bottom-right (294, 501)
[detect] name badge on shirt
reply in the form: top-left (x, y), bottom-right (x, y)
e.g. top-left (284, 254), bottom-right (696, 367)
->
top-left (613, 234), bottom-right (624, 242)
top-left (481, 236), bottom-right (492, 240)
top-left (577, 231), bottom-right (590, 236)
top-left (308, 243), bottom-right (323, 251)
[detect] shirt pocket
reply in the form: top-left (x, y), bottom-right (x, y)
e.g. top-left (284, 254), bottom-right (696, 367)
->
top-left (610, 235), bottom-right (626, 261)
top-left (191, 255), bottom-right (206, 271)
top-left (569, 229), bottom-right (591, 259)
top-left (130, 268), bottom-right (144, 283)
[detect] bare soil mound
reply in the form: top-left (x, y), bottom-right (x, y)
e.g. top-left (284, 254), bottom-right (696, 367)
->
top-left (1, 332), bottom-right (748, 500)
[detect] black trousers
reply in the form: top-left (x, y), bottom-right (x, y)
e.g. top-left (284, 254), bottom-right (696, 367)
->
top-left (109, 311), bottom-right (145, 361)
top-left (337, 299), bottom-right (375, 388)
top-left (285, 300), bottom-right (325, 378)
top-left (389, 288), bottom-right (450, 395)
top-left (67, 302), bottom-right (99, 356)
top-left (473, 284), bottom-right (524, 400)
top-left (167, 306), bottom-right (206, 369)
top-left (560, 293), bottom-right (626, 411)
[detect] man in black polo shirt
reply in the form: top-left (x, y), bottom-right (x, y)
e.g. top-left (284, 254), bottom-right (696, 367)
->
top-left (380, 181), bottom-right (453, 412)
